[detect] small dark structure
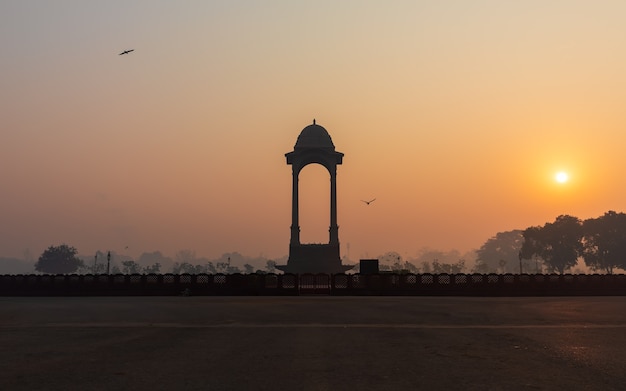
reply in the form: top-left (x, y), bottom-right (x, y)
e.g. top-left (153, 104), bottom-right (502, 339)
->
top-left (359, 259), bottom-right (380, 275)
top-left (277, 121), bottom-right (353, 274)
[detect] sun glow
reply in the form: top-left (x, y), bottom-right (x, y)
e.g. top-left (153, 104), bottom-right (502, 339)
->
top-left (555, 171), bottom-right (569, 183)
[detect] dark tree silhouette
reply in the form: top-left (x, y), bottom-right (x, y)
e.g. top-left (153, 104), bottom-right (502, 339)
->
top-left (475, 230), bottom-right (525, 273)
top-left (520, 215), bottom-right (583, 274)
top-left (582, 211), bottom-right (626, 274)
top-left (35, 244), bottom-right (83, 274)
top-left (519, 226), bottom-right (542, 260)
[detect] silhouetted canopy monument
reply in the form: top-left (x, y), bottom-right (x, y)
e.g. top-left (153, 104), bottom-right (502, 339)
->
top-left (277, 121), bottom-right (353, 274)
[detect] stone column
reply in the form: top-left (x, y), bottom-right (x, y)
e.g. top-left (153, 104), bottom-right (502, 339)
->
top-left (290, 167), bottom-right (300, 245)
top-left (329, 167), bottom-right (339, 244)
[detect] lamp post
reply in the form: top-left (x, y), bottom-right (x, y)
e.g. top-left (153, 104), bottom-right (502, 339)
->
top-left (107, 251), bottom-right (111, 274)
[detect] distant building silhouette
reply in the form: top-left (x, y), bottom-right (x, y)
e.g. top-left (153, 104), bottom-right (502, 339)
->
top-left (276, 121), bottom-right (353, 274)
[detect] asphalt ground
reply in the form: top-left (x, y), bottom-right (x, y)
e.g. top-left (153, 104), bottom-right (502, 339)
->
top-left (2, 296), bottom-right (626, 391)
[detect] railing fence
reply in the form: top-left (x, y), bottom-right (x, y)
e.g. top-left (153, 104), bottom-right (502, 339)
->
top-left (1, 273), bottom-right (625, 296)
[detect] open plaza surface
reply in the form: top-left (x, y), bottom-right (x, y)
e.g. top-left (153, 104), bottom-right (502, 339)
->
top-left (2, 296), bottom-right (626, 390)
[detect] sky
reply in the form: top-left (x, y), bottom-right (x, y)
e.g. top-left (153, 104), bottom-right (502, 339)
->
top-left (2, 1), bottom-right (626, 263)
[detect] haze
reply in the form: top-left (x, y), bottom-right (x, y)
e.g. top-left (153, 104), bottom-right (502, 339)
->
top-left (2, 1), bottom-right (626, 264)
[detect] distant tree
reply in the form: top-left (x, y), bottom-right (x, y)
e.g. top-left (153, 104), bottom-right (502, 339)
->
top-left (143, 262), bottom-right (161, 274)
top-left (411, 248), bottom-right (470, 273)
top-left (378, 251), bottom-right (402, 271)
top-left (121, 260), bottom-right (142, 274)
top-left (415, 248), bottom-right (462, 264)
top-left (547, 215), bottom-right (583, 274)
top-left (216, 260), bottom-right (229, 274)
top-left (93, 263), bottom-right (107, 274)
top-left (221, 252), bottom-right (245, 265)
top-left (243, 264), bottom-right (254, 274)
top-left (265, 260), bottom-right (277, 273)
top-left (137, 251), bottom-right (173, 271)
top-left (191, 257), bottom-right (215, 274)
top-left (521, 215), bottom-right (583, 274)
top-left (172, 262), bottom-right (187, 274)
top-left (401, 261), bottom-right (419, 274)
top-left (205, 262), bottom-right (217, 274)
top-left (35, 244), bottom-right (83, 274)
top-left (380, 256), bottom-right (418, 273)
top-left (172, 262), bottom-right (206, 274)
top-left (226, 265), bottom-right (242, 274)
top-left (175, 249), bottom-right (197, 264)
top-left (519, 226), bottom-right (544, 273)
top-left (582, 211), bottom-right (626, 274)
top-left (432, 259), bottom-right (466, 274)
top-left (213, 252), bottom-right (248, 274)
top-left (78, 250), bottom-right (107, 274)
top-left (474, 230), bottom-right (527, 273)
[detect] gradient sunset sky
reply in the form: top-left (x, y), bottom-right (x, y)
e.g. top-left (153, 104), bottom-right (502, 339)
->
top-left (2, 1), bottom-right (626, 262)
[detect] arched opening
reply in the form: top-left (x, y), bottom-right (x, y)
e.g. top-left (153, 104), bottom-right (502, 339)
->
top-left (299, 163), bottom-right (330, 244)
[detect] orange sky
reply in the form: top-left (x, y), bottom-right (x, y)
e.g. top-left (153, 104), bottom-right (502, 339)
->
top-left (2, 1), bottom-right (626, 262)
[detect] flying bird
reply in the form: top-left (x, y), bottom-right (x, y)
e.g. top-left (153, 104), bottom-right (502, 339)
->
top-left (119, 49), bottom-right (134, 55)
top-left (361, 198), bottom-right (376, 205)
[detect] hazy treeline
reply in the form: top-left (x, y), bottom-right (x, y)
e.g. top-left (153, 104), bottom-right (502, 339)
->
top-left (353, 249), bottom-right (475, 275)
top-left (350, 211), bottom-right (626, 275)
top-left (81, 250), bottom-right (287, 276)
top-left (0, 257), bottom-right (35, 274)
top-left (4, 211), bottom-right (626, 275)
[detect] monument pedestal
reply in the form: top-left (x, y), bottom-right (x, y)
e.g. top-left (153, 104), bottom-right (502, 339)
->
top-left (277, 243), bottom-right (353, 274)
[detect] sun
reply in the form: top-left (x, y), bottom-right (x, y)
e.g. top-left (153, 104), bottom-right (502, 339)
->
top-left (555, 171), bottom-right (569, 183)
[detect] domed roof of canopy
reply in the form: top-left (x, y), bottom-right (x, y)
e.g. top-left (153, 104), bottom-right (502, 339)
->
top-left (294, 120), bottom-right (335, 149)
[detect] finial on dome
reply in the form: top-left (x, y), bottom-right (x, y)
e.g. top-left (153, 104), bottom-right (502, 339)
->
top-left (313, 119), bottom-right (316, 125)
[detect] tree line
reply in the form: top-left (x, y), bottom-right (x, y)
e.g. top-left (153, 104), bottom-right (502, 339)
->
top-left (33, 247), bottom-right (279, 275)
top-left (520, 211), bottom-right (626, 274)
top-left (378, 210), bottom-right (626, 275)
top-left (29, 210), bottom-right (626, 275)
top-left (473, 211), bottom-right (626, 275)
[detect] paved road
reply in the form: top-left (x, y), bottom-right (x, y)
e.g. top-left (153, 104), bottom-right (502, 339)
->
top-left (2, 296), bottom-right (626, 390)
